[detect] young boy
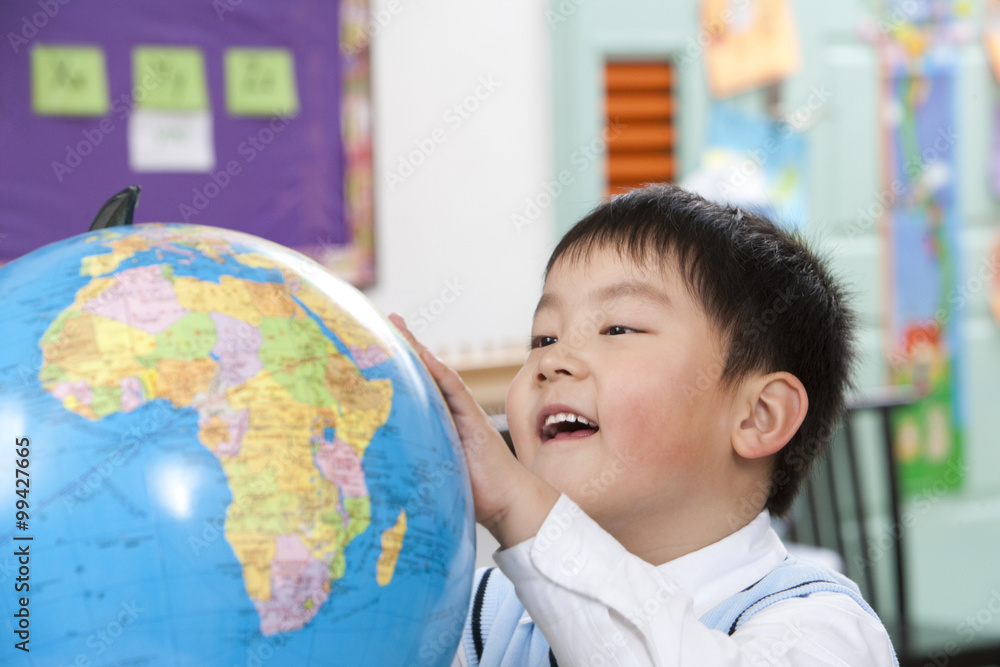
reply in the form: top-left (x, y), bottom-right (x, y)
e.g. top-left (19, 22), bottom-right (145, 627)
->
top-left (391, 184), bottom-right (898, 666)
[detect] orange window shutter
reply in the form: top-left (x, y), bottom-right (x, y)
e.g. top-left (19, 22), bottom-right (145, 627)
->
top-left (604, 61), bottom-right (676, 197)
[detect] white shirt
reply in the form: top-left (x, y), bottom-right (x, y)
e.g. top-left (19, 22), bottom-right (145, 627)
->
top-left (455, 494), bottom-right (897, 666)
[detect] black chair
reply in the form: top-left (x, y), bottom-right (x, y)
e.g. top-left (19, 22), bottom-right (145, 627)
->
top-left (785, 387), bottom-right (1000, 667)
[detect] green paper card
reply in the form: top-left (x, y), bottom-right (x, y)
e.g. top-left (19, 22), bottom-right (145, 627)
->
top-left (31, 45), bottom-right (109, 116)
top-left (224, 48), bottom-right (299, 116)
top-left (133, 46), bottom-right (209, 111)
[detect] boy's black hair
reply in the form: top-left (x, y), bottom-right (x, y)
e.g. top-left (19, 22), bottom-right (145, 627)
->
top-left (545, 184), bottom-right (856, 517)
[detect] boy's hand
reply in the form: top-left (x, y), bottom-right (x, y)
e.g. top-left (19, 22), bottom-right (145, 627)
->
top-left (389, 313), bottom-right (559, 549)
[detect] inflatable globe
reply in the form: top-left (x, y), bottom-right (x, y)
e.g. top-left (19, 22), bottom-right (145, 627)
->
top-left (0, 223), bottom-right (475, 666)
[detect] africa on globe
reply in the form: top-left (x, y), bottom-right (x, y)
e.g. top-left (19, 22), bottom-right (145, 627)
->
top-left (0, 223), bottom-right (475, 666)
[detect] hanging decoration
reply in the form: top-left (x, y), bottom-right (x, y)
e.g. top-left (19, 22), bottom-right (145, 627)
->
top-left (702, 0), bottom-right (802, 97)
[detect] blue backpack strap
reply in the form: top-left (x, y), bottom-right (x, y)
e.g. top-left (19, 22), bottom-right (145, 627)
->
top-left (472, 567), bottom-right (495, 662)
top-left (461, 567), bottom-right (560, 667)
top-left (699, 556), bottom-right (885, 635)
top-left (700, 557), bottom-right (899, 666)
top-left (461, 567), bottom-right (497, 666)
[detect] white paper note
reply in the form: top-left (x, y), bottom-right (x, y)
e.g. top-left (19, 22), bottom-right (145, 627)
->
top-left (128, 109), bottom-right (214, 172)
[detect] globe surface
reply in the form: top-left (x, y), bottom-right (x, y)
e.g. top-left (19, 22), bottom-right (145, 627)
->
top-left (0, 223), bottom-right (474, 666)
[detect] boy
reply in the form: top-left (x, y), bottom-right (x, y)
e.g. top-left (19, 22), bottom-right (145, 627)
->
top-left (391, 184), bottom-right (898, 665)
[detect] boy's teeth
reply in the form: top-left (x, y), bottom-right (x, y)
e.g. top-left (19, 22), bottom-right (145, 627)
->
top-left (544, 412), bottom-right (596, 428)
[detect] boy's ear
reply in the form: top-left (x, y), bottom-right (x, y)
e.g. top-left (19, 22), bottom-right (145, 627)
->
top-left (732, 372), bottom-right (808, 460)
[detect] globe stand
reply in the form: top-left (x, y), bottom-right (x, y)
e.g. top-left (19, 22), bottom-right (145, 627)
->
top-left (89, 184), bottom-right (141, 231)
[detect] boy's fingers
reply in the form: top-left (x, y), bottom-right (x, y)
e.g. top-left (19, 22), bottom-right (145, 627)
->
top-left (421, 350), bottom-right (479, 413)
top-left (389, 312), bottom-right (440, 378)
top-left (388, 313), bottom-right (419, 349)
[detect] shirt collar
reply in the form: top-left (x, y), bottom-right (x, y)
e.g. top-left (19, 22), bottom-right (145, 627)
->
top-left (656, 510), bottom-right (787, 617)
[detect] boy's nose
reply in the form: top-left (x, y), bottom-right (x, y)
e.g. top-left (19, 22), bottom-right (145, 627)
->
top-left (535, 343), bottom-right (586, 382)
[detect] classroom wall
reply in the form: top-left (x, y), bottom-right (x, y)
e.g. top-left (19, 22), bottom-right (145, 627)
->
top-left (363, 0), bottom-right (555, 360)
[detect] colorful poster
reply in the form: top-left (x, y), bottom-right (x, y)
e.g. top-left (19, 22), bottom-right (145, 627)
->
top-left (984, 0), bottom-right (1000, 82)
top-left (681, 103), bottom-right (808, 229)
top-left (702, 0), bottom-right (802, 97)
top-left (878, 1), bottom-right (965, 496)
top-left (332, 0), bottom-right (376, 286)
top-left (0, 0), bottom-right (374, 286)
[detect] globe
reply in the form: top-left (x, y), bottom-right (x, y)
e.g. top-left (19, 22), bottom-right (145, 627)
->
top-left (0, 223), bottom-right (475, 666)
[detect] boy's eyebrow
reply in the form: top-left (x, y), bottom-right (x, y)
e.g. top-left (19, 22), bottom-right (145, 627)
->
top-left (533, 291), bottom-right (560, 318)
top-left (593, 280), bottom-right (672, 308)
top-left (533, 280), bottom-right (671, 318)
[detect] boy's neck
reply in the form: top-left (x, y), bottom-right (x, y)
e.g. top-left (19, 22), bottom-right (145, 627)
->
top-left (600, 497), bottom-right (765, 566)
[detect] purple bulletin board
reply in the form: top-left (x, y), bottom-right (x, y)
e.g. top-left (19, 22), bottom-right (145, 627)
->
top-left (0, 0), bottom-right (375, 285)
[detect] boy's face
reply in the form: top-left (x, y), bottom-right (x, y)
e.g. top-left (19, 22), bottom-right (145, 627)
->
top-left (506, 247), bottom-right (744, 545)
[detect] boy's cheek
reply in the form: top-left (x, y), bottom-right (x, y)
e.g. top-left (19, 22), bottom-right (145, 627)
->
top-left (504, 372), bottom-right (535, 432)
top-left (507, 428), bottom-right (536, 467)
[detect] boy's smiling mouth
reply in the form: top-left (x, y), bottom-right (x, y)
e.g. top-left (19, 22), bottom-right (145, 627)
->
top-left (538, 407), bottom-right (600, 442)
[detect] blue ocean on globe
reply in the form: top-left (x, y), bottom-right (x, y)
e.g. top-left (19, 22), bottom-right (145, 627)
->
top-left (0, 223), bottom-right (475, 666)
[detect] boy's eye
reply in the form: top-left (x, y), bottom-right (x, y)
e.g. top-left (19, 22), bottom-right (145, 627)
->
top-left (530, 335), bottom-right (558, 349)
top-left (605, 325), bottom-right (637, 336)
